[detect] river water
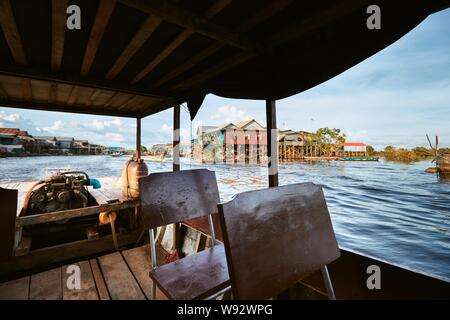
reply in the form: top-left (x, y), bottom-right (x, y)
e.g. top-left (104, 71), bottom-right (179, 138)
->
top-left (1, 155), bottom-right (449, 281)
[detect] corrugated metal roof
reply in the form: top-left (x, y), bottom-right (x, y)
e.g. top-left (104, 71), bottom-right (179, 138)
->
top-left (344, 142), bottom-right (366, 147)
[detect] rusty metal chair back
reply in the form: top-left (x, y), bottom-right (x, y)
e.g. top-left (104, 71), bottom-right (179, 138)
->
top-left (218, 182), bottom-right (340, 299)
top-left (138, 169), bottom-right (227, 299)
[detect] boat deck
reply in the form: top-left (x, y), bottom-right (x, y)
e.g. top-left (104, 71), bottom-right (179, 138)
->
top-left (0, 244), bottom-right (168, 300)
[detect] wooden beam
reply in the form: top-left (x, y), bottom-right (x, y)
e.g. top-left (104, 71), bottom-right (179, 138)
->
top-left (21, 78), bottom-right (32, 100)
top-left (81, 0), bottom-right (116, 76)
top-left (166, 0), bottom-right (361, 95)
top-left (0, 98), bottom-right (139, 118)
top-left (136, 117), bottom-right (141, 159)
top-left (269, 0), bottom-right (369, 47)
top-left (51, 0), bottom-right (68, 71)
top-left (17, 201), bottom-right (139, 227)
top-left (131, 0), bottom-right (232, 84)
top-left (266, 99), bottom-right (278, 187)
top-left (173, 105), bottom-right (180, 171)
top-left (152, 0), bottom-right (291, 88)
top-left (49, 83), bottom-right (57, 103)
top-left (0, 0), bottom-right (27, 65)
top-left (105, 15), bottom-right (162, 80)
top-left (169, 51), bottom-right (253, 92)
top-left (66, 86), bottom-right (78, 105)
top-left (117, 0), bottom-right (263, 53)
top-left (0, 84), bottom-right (8, 99)
top-left (0, 65), bottom-right (171, 99)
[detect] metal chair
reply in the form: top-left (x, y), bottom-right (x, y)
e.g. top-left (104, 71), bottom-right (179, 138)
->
top-left (138, 169), bottom-right (230, 300)
top-left (218, 182), bottom-right (340, 300)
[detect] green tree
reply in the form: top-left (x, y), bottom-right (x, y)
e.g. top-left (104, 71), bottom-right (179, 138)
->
top-left (313, 127), bottom-right (346, 156)
top-left (366, 145), bottom-right (375, 156)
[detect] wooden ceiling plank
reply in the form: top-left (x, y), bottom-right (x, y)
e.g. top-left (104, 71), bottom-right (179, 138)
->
top-left (0, 65), bottom-right (170, 99)
top-left (170, 51), bottom-right (252, 92)
top-left (269, 0), bottom-right (368, 47)
top-left (0, 98), bottom-right (138, 118)
top-left (21, 78), bottom-right (32, 100)
top-left (81, 0), bottom-right (116, 76)
top-left (0, 84), bottom-right (8, 99)
top-left (0, 0), bottom-right (27, 65)
top-left (131, 0), bottom-right (232, 84)
top-left (168, 1), bottom-right (363, 96)
top-left (67, 86), bottom-right (79, 105)
top-left (105, 15), bottom-right (163, 80)
top-left (152, 0), bottom-right (291, 88)
top-left (117, 0), bottom-right (262, 53)
top-left (51, 0), bottom-right (68, 71)
top-left (49, 83), bottom-right (57, 103)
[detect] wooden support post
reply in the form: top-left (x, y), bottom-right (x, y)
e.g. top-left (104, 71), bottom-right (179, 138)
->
top-left (136, 117), bottom-right (141, 159)
top-left (172, 105), bottom-right (181, 254)
top-left (173, 105), bottom-right (180, 172)
top-left (266, 99), bottom-right (279, 187)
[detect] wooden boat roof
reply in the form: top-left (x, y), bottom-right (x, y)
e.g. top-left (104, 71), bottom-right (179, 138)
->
top-left (0, 0), bottom-right (448, 119)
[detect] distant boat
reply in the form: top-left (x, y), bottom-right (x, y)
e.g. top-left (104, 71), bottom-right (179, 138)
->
top-left (340, 157), bottom-right (379, 161)
top-left (142, 153), bottom-right (166, 162)
top-left (110, 152), bottom-right (123, 157)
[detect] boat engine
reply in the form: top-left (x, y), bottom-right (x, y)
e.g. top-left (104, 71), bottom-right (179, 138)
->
top-left (25, 171), bottom-right (99, 215)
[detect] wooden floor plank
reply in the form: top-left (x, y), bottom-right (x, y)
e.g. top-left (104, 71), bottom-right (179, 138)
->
top-left (62, 261), bottom-right (98, 300)
top-left (0, 276), bottom-right (30, 300)
top-left (29, 267), bottom-right (62, 300)
top-left (121, 245), bottom-right (167, 300)
top-left (98, 252), bottom-right (145, 300)
top-left (89, 259), bottom-right (110, 300)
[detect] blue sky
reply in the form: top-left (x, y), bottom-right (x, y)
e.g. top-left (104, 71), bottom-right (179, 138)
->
top-left (0, 9), bottom-right (449, 150)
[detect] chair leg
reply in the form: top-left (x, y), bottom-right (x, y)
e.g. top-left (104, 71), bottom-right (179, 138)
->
top-left (151, 282), bottom-right (157, 300)
top-left (149, 229), bottom-right (158, 300)
top-left (321, 265), bottom-right (336, 300)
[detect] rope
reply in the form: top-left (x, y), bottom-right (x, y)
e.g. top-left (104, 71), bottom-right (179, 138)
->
top-left (109, 213), bottom-right (119, 251)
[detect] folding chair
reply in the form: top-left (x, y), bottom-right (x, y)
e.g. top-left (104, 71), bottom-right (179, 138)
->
top-left (138, 169), bottom-right (230, 300)
top-left (218, 182), bottom-right (340, 300)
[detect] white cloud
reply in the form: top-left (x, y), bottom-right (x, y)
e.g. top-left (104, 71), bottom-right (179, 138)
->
top-left (0, 112), bottom-right (20, 122)
top-left (42, 120), bottom-right (63, 133)
top-left (105, 132), bottom-right (125, 142)
top-left (160, 124), bottom-right (173, 134)
top-left (210, 105), bottom-right (252, 124)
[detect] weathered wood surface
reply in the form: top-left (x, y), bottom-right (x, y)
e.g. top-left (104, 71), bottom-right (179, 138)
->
top-left (150, 244), bottom-right (230, 300)
top-left (121, 245), bottom-right (167, 300)
top-left (98, 252), bottom-right (146, 300)
top-left (139, 169), bottom-right (220, 229)
top-left (0, 244), bottom-right (170, 300)
top-left (89, 259), bottom-right (110, 300)
top-left (29, 267), bottom-right (62, 300)
top-left (0, 230), bottom-right (141, 280)
top-left (218, 182), bottom-right (340, 299)
top-left (62, 261), bottom-right (98, 300)
top-left (0, 276), bottom-right (29, 299)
